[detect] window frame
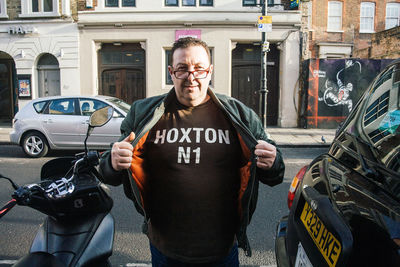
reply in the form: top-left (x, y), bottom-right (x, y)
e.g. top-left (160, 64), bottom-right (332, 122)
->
top-left (165, 0), bottom-right (179, 6)
top-left (385, 3), bottom-right (400, 30)
top-left (182, 0), bottom-right (196, 6)
top-left (20, 0), bottom-right (60, 18)
top-left (105, 0), bottom-right (136, 7)
top-left (0, 0), bottom-right (8, 18)
top-left (243, 0), bottom-right (257, 6)
top-left (199, 0), bottom-right (213, 6)
top-left (327, 1), bottom-right (343, 32)
top-left (360, 2), bottom-right (375, 33)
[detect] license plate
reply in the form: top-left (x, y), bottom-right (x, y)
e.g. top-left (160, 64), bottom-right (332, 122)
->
top-left (300, 201), bottom-right (342, 267)
top-left (295, 242), bottom-right (313, 267)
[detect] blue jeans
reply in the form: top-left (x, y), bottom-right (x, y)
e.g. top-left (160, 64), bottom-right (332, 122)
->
top-left (149, 243), bottom-right (239, 267)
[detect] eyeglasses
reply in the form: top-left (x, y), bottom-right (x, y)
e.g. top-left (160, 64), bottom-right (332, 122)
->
top-left (172, 66), bottom-right (211, 79)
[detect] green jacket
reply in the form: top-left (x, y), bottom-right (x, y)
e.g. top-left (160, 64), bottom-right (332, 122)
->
top-left (99, 88), bottom-right (285, 257)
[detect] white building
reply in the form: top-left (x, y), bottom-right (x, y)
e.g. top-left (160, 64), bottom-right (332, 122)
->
top-left (0, 0), bottom-right (79, 122)
top-left (0, 0), bottom-right (301, 127)
top-left (78, 0), bottom-right (301, 127)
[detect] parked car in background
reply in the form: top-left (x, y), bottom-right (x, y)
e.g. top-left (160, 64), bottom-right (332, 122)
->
top-left (275, 59), bottom-right (400, 267)
top-left (10, 95), bottom-right (130, 157)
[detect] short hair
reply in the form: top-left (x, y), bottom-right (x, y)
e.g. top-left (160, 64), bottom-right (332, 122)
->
top-left (170, 37), bottom-right (211, 65)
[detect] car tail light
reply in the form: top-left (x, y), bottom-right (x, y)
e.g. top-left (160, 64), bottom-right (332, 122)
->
top-left (288, 165), bottom-right (308, 209)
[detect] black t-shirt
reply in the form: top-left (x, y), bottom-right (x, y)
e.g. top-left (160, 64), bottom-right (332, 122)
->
top-left (143, 96), bottom-right (244, 263)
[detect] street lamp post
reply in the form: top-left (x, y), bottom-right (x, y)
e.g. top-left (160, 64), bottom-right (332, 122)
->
top-left (260, 0), bottom-right (269, 129)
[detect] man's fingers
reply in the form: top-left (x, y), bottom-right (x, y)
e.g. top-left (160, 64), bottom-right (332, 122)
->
top-left (123, 132), bottom-right (135, 143)
top-left (254, 148), bottom-right (275, 158)
top-left (111, 132), bottom-right (135, 171)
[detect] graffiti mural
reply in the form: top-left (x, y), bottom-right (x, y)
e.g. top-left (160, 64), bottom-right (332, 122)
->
top-left (300, 59), bottom-right (394, 128)
top-left (318, 60), bottom-right (361, 113)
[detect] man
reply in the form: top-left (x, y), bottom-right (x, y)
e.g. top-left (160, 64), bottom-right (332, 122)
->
top-left (100, 37), bottom-right (285, 266)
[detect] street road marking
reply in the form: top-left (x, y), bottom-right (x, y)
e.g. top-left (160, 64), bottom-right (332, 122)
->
top-left (284, 159), bottom-right (313, 164)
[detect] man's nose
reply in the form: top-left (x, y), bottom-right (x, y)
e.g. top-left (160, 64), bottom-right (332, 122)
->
top-left (187, 71), bottom-right (196, 81)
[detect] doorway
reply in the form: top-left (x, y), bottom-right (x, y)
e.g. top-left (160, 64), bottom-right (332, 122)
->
top-left (99, 43), bottom-right (145, 105)
top-left (0, 53), bottom-right (16, 123)
top-left (232, 43), bottom-right (280, 125)
top-left (38, 53), bottom-right (61, 97)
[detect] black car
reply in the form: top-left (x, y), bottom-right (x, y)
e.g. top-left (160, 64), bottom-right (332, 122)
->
top-left (275, 59), bottom-right (400, 267)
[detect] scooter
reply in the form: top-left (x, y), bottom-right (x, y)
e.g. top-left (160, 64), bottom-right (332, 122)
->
top-left (0, 106), bottom-right (116, 267)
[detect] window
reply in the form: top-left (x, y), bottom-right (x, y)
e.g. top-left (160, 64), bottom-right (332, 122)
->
top-left (182, 0), bottom-right (195, 6)
top-left (386, 3), bottom-right (400, 30)
top-left (199, 0), bottom-right (213, 6)
top-left (360, 2), bottom-right (375, 33)
top-left (79, 99), bottom-right (108, 116)
top-left (33, 101), bottom-right (48, 114)
top-left (0, 0), bottom-right (7, 18)
top-left (327, 1), bottom-right (343, 31)
top-left (166, 0), bottom-right (212, 6)
top-left (243, 0), bottom-right (257, 6)
top-left (165, 0), bottom-right (178, 6)
top-left (20, 0), bottom-right (59, 17)
top-left (105, 0), bottom-right (135, 7)
top-left (48, 99), bottom-right (76, 116)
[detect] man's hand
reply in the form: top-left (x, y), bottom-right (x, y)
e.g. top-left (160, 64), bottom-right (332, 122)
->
top-left (254, 140), bottom-right (277, 170)
top-left (111, 132), bottom-right (135, 171)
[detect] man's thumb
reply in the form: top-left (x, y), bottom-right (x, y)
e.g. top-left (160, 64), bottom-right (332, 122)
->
top-left (123, 132), bottom-right (135, 142)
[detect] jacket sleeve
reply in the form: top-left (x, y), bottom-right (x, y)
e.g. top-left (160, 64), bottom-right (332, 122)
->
top-left (99, 101), bottom-right (138, 186)
top-left (246, 104), bottom-right (285, 186)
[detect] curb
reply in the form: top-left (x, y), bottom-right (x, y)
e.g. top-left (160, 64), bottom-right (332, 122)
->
top-left (278, 143), bottom-right (331, 148)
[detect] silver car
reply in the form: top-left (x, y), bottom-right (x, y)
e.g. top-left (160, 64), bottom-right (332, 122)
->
top-left (10, 95), bottom-right (130, 157)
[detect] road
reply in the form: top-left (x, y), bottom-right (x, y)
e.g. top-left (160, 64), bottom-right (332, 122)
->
top-left (0, 145), bottom-right (328, 266)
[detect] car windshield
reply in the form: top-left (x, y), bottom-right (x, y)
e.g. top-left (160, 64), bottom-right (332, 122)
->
top-left (106, 98), bottom-right (131, 113)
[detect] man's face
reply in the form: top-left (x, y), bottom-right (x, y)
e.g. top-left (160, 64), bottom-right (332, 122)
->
top-left (168, 45), bottom-right (213, 107)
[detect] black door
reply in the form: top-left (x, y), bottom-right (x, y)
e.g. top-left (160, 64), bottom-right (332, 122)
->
top-left (232, 44), bottom-right (280, 125)
top-left (0, 59), bottom-right (14, 123)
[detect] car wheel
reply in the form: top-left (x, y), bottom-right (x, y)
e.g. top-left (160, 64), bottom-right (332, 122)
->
top-left (22, 132), bottom-right (49, 158)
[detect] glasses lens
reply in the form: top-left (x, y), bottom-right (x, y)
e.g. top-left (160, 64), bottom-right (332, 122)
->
top-left (194, 70), bottom-right (207, 79)
top-left (174, 70), bottom-right (208, 79)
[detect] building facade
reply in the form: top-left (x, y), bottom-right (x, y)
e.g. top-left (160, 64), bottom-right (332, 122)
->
top-left (0, 0), bottom-right (80, 123)
top-left (77, 0), bottom-right (301, 127)
top-left (1, 0), bottom-right (301, 127)
top-left (301, 0), bottom-right (400, 59)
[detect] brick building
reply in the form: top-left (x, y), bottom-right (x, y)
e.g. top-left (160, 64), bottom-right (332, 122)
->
top-left (301, 0), bottom-right (400, 59)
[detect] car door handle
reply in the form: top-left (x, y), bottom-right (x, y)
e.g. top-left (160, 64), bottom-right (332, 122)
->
top-left (82, 120), bottom-right (89, 125)
top-left (44, 119), bottom-right (53, 123)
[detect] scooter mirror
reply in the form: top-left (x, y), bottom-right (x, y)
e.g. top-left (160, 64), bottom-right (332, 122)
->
top-left (89, 106), bottom-right (114, 128)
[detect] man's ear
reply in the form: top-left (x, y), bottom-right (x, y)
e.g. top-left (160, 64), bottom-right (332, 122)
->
top-left (168, 65), bottom-right (173, 76)
top-left (209, 64), bottom-right (214, 75)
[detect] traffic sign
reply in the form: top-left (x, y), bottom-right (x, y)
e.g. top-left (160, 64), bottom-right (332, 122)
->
top-left (257, 16), bottom-right (272, 32)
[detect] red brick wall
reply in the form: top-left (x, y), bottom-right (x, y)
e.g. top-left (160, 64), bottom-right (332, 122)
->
top-left (354, 26), bottom-right (400, 58)
top-left (308, 0), bottom-right (400, 58)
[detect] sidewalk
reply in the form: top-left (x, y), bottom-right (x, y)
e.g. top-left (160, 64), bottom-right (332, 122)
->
top-left (0, 123), bottom-right (336, 147)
